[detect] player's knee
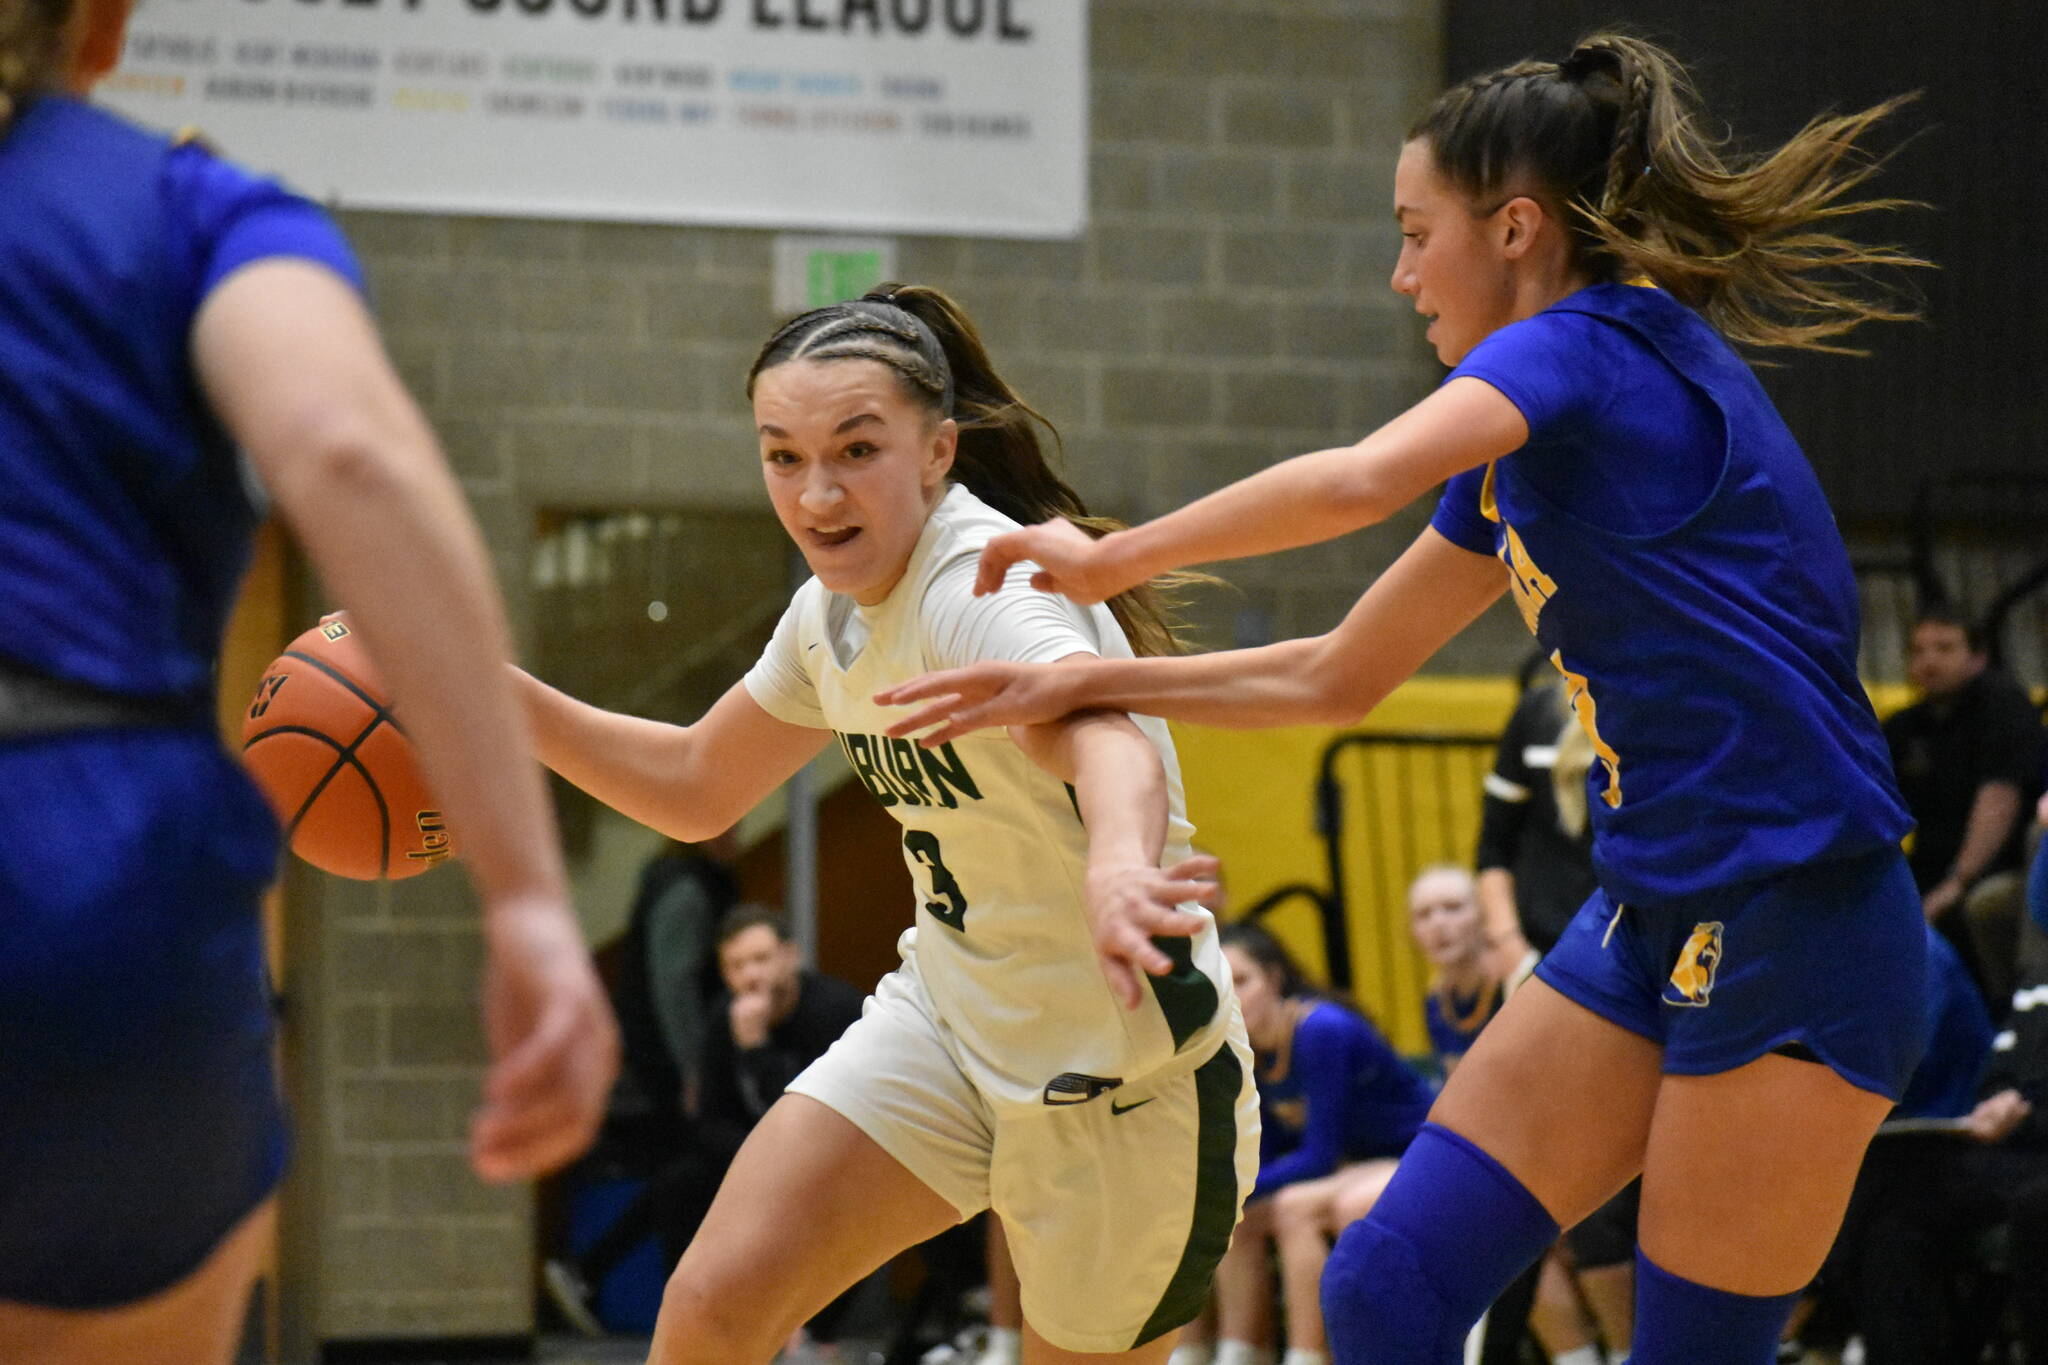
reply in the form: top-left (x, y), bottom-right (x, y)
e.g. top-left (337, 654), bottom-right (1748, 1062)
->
top-left (1320, 1216), bottom-right (1460, 1362)
top-left (656, 1268), bottom-right (779, 1363)
top-left (1319, 1217), bottom-right (1398, 1306)
top-left (1270, 1181), bottom-right (1325, 1235)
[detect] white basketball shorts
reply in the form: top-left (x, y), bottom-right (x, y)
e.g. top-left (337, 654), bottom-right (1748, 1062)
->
top-left (788, 964), bottom-right (1258, 1353)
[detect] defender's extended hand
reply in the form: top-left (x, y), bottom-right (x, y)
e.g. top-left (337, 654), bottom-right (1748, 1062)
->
top-left (875, 661), bottom-right (1077, 746)
top-left (975, 519), bottom-right (1135, 604)
top-left (472, 900), bottom-right (619, 1182)
top-left (1087, 854), bottom-right (1222, 1011)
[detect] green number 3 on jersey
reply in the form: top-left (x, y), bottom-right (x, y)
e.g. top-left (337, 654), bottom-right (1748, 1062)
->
top-left (903, 830), bottom-right (969, 932)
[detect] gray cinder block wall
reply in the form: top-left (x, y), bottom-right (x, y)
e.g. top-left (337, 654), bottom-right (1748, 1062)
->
top-left (283, 0), bottom-right (1479, 1352)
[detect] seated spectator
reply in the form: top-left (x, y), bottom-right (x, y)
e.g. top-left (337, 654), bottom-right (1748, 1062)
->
top-left (1413, 864), bottom-right (1537, 1074)
top-left (547, 904), bottom-right (864, 1342)
top-left (1884, 609), bottom-right (2046, 1008)
top-left (696, 905), bottom-right (866, 1153)
top-left (1185, 922), bottom-right (1432, 1365)
top-left (1837, 957), bottom-right (2048, 1364)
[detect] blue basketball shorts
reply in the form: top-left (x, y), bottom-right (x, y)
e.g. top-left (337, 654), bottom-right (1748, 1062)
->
top-left (1535, 845), bottom-right (1927, 1100)
top-left (0, 728), bottom-right (287, 1309)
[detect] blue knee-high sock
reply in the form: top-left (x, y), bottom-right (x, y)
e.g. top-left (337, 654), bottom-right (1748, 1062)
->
top-left (1629, 1250), bottom-right (1802, 1364)
top-left (1320, 1123), bottom-right (1559, 1365)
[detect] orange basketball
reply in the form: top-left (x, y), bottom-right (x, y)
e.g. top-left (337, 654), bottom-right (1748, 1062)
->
top-left (240, 615), bottom-right (455, 881)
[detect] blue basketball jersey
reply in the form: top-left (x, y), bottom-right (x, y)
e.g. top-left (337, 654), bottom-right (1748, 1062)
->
top-left (1431, 283), bottom-right (1910, 903)
top-left (1253, 1000), bottom-right (1433, 1198)
top-left (0, 97), bottom-right (360, 1306)
top-left (0, 96), bottom-right (360, 701)
top-left (1423, 979), bottom-right (1506, 1068)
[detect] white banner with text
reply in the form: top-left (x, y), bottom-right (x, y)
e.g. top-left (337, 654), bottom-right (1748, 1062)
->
top-left (99, 0), bottom-right (1086, 237)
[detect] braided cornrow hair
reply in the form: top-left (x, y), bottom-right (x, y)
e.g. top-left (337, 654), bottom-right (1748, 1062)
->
top-left (0, 0), bottom-right (71, 134)
top-left (1410, 32), bottom-right (1929, 354)
top-left (747, 284), bottom-right (1205, 657)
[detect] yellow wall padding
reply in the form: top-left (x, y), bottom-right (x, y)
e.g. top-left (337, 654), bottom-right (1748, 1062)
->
top-left (1173, 676), bottom-right (1517, 1055)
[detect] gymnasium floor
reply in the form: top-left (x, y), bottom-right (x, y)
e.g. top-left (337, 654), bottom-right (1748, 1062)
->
top-left (536, 1343), bottom-right (649, 1364)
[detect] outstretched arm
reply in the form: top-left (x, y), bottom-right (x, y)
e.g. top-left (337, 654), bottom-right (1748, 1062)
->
top-left (517, 673), bottom-right (830, 844)
top-left (973, 378), bottom-right (1527, 604)
top-left (1010, 699), bottom-right (1217, 1010)
top-left (880, 528), bottom-right (1505, 741)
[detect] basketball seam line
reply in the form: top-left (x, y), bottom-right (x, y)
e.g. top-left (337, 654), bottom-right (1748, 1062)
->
top-left (253, 721), bottom-right (394, 877)
top-left (278, 650), bottom-right (407, 736)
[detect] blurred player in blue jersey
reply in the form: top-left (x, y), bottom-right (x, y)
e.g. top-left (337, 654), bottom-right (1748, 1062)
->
top-left (879, 33), bottom-right (1929, 1365)
top-left (0, 2), bottom-right (616, 1361)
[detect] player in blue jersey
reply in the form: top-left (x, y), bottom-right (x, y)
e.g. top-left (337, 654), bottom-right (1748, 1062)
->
top-left (0, 2), bottom-right (615, 1361)
top-left (879, 33), bottom-right (1928, 1365)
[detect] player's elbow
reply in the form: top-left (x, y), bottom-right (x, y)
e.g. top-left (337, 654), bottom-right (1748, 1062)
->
top-left (654, 759), bottom-right (748, 844)
top-left (1333, 451), bottom-right (1409, 529)
top-left (1302, 692), bottom-right (1368, 728)
top-left (657, 806), bottom-right (741, 846)
top-left (273, 412), bottom-right (426, 513)
top-left (666, 815), bottom-right (736, 844)
top-left (1296, 640), bottom-right (1378, 727)
top-left (1009, 718), bottom-right (1078, 783)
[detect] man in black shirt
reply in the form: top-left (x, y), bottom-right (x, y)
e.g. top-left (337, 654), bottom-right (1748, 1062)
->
top-left (1884, 611), bottom-right (2045, 1001)
top-left (697, 904), bottom-right (866, 1159)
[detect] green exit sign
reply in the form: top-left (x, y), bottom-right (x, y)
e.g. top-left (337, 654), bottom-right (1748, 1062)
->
top-left (774, 235), bottom-right (897, 313)
top-left (808, 249), bottom-right (884, 308)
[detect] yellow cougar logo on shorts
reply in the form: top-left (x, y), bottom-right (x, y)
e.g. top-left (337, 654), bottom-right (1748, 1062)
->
top-left (1663, 922), bottom-right (1724, 1008)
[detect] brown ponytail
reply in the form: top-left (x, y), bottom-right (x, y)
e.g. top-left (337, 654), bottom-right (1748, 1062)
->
top-left (0, 0), bottom-right (71, 134)
top-left (1411, 32), bottom-right (1929, 353)
top-left (748, 283), bottom-right (1204, 657)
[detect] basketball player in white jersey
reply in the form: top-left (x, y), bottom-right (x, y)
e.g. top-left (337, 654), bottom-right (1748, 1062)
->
top-left (515, 285), bottom-right (1258, 1364)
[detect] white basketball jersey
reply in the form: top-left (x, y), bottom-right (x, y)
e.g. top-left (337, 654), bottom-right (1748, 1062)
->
top-left (745, 485), bottom-right (1230, 1112)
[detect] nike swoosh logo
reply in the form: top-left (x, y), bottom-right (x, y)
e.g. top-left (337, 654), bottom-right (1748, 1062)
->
top-left (1109, 1097), bottom-right (1155, 1116)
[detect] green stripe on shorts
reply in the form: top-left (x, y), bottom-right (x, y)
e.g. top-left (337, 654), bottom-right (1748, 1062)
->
top-left (1148, 933), bottom-right (1220, 1050)
top-left (1134, 1043), bottom-right (1244, 1347)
